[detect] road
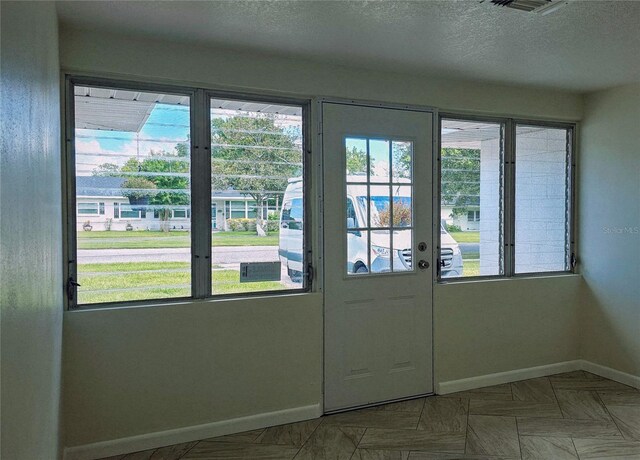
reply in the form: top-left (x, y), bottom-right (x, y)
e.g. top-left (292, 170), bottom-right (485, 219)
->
top-left (79, 243), bottom-right (480, 264)
top-left (459, 243), bottom-right (479, 256)
top-left (77, 246), bottom-right (279, 264)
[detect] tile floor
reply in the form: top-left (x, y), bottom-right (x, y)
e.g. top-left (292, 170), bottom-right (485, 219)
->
top-left (100, 371), bottom-right (640, 460)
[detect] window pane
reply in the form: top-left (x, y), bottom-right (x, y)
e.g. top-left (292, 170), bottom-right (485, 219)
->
top-left (78, 202), bottom-right (99, 215)
top-left (393, 229), bottom-right (412, 272)
top-left (371, 230), bottom-right (391, 273)
top-left (345, 138), bottom-right (367, 180)
top-left (348, 230), bottom-right (369, 274)
top-left (211, 97), bottom-right (304, 294)
top-left (369, 139), bottom-right (390, 182)
top-left (515, 125), bottom-right (570, 273)
top-left (441, 119), bottom-right (504, 278)
top-left (392, 185), bottom-right (412, 228)
top-left (74, 85), bottom-right (192, 305)
top-left (392, 141), bottom-right (412, 181)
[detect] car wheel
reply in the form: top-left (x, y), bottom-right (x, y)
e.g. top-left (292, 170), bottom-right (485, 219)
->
top-left (355, 264), bottom-right (368, 274)
top-left (288, 268), bottom-right (303, 283)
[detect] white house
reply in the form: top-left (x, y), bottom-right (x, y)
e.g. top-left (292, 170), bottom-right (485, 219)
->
top-left (76, 176), bottom-right (265, 232)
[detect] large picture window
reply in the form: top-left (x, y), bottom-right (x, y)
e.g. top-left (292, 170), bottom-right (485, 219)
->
top-left (439, 116), bottom-right (574, 280)
top-left (66, 79), bottom-right (308, 308)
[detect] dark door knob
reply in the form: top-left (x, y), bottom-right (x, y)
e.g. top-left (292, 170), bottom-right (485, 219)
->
top-left (418, 260), bottom-right (429, 270)
top-left (418, 242), bottom-right (427, 252)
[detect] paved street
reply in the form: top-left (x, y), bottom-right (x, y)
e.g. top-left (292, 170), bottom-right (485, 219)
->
top-left (77, 246), bottom-right (279, 264)
top-left (459, 242), bottom-right (479, 255)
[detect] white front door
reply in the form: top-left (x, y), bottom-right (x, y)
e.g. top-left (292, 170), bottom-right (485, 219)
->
top-left (323, 102), bottom-right (434, 412)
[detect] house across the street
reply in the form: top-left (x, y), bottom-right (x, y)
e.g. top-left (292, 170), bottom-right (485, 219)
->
top-left (76, 176), bottom-right (265, 232)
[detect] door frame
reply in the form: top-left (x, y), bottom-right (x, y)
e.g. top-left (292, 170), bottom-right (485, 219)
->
top-left (316, 97), bottom-right (440, 413)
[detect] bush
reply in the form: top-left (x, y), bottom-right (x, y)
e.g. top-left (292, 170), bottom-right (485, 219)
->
top-left (226, 218), bottom-right (246, 231)
top-left (226, 218), bottom-right (257, 232)
top-left (445, 223), bottom-right (462, 233)
top-left (266, 220), bottom-right (279, 232)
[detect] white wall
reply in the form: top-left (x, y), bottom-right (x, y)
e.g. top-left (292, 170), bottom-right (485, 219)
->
top-left (59, 27), bottom-right (584, 452)
top-left (0, 2), bottom-right (63, 459)
top-left (579, 83), bottom-right (640, 377)
top-left (435, 275), bottom-right (581, 383)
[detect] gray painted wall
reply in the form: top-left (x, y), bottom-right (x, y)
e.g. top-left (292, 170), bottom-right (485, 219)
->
top-left (579, 83), bottom-right (640, 377)
top-left (0, 2), bottom-right (63, 459)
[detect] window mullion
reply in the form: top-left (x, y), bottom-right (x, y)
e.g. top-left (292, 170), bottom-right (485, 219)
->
top-left (504, 119), bottom-right (516, 277)
top-left (191, 89), bottom-right (212, 298)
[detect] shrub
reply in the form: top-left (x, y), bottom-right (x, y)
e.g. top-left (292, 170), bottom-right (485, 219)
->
top-left (266, 220), bottom-right (279, 232)
top-left (226, 218), bottom-right (246, 231)
top-left (445, 223), bottom-right (462, 233)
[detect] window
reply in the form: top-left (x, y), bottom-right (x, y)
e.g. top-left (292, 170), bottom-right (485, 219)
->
top-left (67, 80), bottom-right (308, 308)
top-left (78, 202), bottom-right (100, 215)
top-left (440, 119), bottom-right (504, 278)
top-left (70, 83), bottom-right (192, 306)
top-left (467, 211), bottom-right (480, 222)
top-left (515, 124), bottom-right (572, 273)
top-left (344, 137), bottom-right (413, 274)
top-left (211, 97), bottom-right (306, 294)
top-left (439, 116), bottom-right (574, 280)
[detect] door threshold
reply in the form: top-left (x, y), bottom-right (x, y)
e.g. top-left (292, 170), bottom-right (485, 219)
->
top-left (324, 392), bottom-right (435, 415)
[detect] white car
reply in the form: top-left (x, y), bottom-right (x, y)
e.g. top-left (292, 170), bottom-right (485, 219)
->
top-left (279, 177), bottom-right (463, 280)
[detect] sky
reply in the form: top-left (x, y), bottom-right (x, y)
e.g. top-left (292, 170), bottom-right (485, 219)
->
top-left (75, 103), bottom-right (190, 175)
top-left (75, 100), bottom-right (303, 176)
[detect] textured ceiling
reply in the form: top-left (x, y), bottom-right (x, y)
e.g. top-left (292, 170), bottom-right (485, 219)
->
top-left (56, 0), bottom-right (640, 92)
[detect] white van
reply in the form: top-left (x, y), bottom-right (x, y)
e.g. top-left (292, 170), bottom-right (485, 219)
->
top-left (279, 177), bottom-right (463, 280)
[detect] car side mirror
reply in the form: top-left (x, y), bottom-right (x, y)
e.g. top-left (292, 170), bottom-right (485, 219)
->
top-left (346, 217), bottom-right (356, 229)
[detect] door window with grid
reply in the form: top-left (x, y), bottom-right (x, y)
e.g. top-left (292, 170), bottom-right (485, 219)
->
top-left (345, 137), bottom-right (413, 274)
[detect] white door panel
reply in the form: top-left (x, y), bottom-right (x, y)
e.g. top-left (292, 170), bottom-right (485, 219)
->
top-left (323, 102), bottom-right (434, 412)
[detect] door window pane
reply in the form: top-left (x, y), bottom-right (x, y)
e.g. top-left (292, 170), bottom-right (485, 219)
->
top-left (74, 85), bottom-right (191, 305)
top-left (345, 136), bottom-right (414, 275)
top-left (515, 125), bottom-right (571, 273)
top-left (369, 139), bottom-right (390, 182)
top-left (211, 97), bottom-right (304, 294)
top-left (440, 119), bottom-right (504, 278)
top-left (345, 138), bottom-right (368, 180)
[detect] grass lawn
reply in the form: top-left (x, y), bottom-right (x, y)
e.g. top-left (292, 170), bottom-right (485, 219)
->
top-left (462, 259), bottom-right (480, 277)
top-left (77, 261), bottom-right (285, 304)
top-left (449, 231), bottom-right (479, 243)
top-left (77, 230), bottom-right (279, 249)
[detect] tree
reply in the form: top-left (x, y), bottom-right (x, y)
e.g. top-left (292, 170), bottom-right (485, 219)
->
top-left (94, 142), bottom-right (190, 232)
top-left (346, 145), bottom-right (367, 176)
top-left (123, 144), bottom-right (190, 232)
top-left (211, 115), bottom-right (301, 234)
top-left (441, 148), bottom-right (480, 216)
top-left (121, 176), bottom-right (157, 205)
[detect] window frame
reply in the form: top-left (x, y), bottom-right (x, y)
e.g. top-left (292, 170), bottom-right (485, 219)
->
top-left (64, 75), bottom-right (312, 310)
top-left (437, 113), bottom-right (576, 282)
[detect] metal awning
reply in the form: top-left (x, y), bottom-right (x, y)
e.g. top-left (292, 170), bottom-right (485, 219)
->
top-left (74, 86), bottom-right (301, 132)
top-left (74, 86), bottom-right (190, 132)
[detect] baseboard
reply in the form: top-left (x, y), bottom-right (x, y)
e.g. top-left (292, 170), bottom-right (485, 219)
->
top-left (63, 403), bottom-right (322, 460)
top-left (436, 360), bottom-right (582, 394)
top-left (580, 359), bottom-right (640, 389)
top-left (436, 359), bottom-right (640, 395)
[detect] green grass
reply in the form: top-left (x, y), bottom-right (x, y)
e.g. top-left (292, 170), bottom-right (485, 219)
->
top-left (77, 261), bottom-right (285, 304)
top-left (461, 259), bottom-right (480, 277)
top-left (77, 230), bottom-right (279, 249)
top-left (449, 231), bottom-right (479, 243)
